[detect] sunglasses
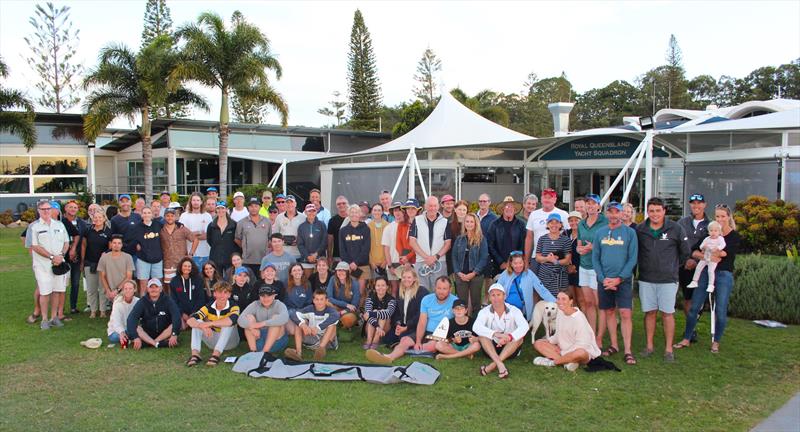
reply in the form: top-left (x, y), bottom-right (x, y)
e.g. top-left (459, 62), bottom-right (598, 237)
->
top-left (478, 200), bottom-right (490, 203)
top-left (715, 204), bottom-right (729, 209)
top-left (39, 207), bottom-right (52, 211)
top-left (275, 200), bottom-right (285, 204)
top-left (689, 194), bottom-right (705, 201)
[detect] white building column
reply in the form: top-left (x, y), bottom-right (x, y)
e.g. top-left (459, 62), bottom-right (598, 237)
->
top-left (319, 166), bottom-right (333, 210)
top-left (168, 147), bottom-right (178, 194)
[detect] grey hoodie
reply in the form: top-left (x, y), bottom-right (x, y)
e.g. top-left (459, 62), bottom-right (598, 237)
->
top-left (635, 218), bottom-right (691, 284)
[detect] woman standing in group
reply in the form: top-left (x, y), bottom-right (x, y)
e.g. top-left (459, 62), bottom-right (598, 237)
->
top-left (565, 211), bottom-right (583, 303)
top-left (451, 213), bottom-right (488, 315)
top-left (367, 203), bottom-right (388, 280)
top-left (381, 202), bottom-right (407, 297)
top-left (534, 214), bottom-right (572, 298)
top-left (497, 251), bottom-right (556, 321)
top-left (674, 204), bottom-right (740, 354)
top-left (521, 193), bottom-right (538, 221)
top-left (622, 203), bottom-right (637, 229)
top-left (446, 200), bottom-right (469, 275)
top-left (309, 259), bottom-right (334, 293)
top-left (328, 261), bottom-right (361, 330)
top-left (82, 210), bottom-right (112, 318)
top-left (207, 202), bottom-right (237, 275)
top-left (200, 261), bottom-right (222, 298)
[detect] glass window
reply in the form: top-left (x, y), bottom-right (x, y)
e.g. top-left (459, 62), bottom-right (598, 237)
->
top-left (787, 133), bottom-right (799, 147)
top-left (0, 156), bottom-right (30, 175)
top-left (33, 177), bottom-right (87, 193)
top-left (127, 159), bottom-right (168, 193)
top-left (657, 167), bottom-right (684, 218)
top-left (0, 177), bottom-right (30, 194)
top-left (685, 161), bottom-right (779, 211)
top-left (786, 160), bottom-right (800, 205)
top-left (687, 133), bottom-right (730, 153)
top-left (730, 133), bottom-right (783, 150)
top-left (32, 157), bottom-right (87, 175)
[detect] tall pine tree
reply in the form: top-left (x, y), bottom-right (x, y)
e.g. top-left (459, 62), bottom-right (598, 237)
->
top-left (140, 0), bottom-right (188, 118)
top-left (347, 9), bottom-right (382, 130)
top-left (413, 47), bottom-right (442, 108)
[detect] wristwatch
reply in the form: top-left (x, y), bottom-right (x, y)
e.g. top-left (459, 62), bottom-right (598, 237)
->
top-left (434, 254), bottom-right (440, 260)
top-left (49, 255), bottom-right (54, 260)
top-left (171, 332), bottom-right (177, 337)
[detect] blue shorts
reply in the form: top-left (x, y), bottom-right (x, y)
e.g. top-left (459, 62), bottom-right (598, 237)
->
top-left (639, 281), bottom-right (678, 314)
top-left (451, 343), bottom-right (469, 352)
top-left (256, 330), bottom-right (288, 353)
top-left (135, 260), bottom-right (163, 280)
top-left (598, 277), bottom-right (633, 310)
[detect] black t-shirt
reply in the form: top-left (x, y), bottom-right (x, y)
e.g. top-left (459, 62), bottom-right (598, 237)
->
top-left (63, 216), bottom-right (88, 262)
top-left (254, 279), bottom-right (285, 298)
top-left (110, 212), bottom-right (143, 255)
top-left (447, 316), bottom-right (475, 347)
top-left (83, 226), bottom-right (112, 264)
top-left (231, 281), bottom-right (257, 311)
top-left (716, 230), bottom-right (741, 273)
top-left (131, 220), bottom-right (163, 263)
top-left (327, 215), bottom-right (346, 258)
top-left (309, 270), bottom-right (333, 292)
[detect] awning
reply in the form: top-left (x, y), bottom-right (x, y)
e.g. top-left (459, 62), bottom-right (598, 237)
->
top-left (180, 148), bottom-right (344, 163)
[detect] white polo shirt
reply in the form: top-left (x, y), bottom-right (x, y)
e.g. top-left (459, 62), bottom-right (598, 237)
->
top-left (29, 218), bottom-right (69, 267)
top-left (526, 207), bottom-right (570, 254)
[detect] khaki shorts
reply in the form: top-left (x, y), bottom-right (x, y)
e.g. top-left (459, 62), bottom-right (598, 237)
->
top-left (356, 265), bottom-right (371, 280)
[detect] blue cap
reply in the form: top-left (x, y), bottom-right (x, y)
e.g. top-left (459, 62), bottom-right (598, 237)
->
top-left (586, 194), bottom-right (601, 205)
top-left (215, 201), bottom-right (227, 208)
top-left (546, 213), bottom-right (562, 223)
top-left (607, 201), bottom-right (623, 211)
top-left (402, 198), bottom-right (420, 209)
top-left (234, 267), bottom-right (248, 276)
top-left (118, 194), bottom-right (131, 201)
top-left (206, 186), bottom-right (218, 192)
top-left (50, 201), bottom-right (61, 211)
top-left (275, 193), bottom-right (286, 200)
top-left (260, 262), bottom-right (277, 271)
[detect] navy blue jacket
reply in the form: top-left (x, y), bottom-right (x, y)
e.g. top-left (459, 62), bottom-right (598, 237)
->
top-left (338, 222), bottom-right (370, 266)
top-left (126, 293), bottom-right (181, 338)
top-left (298, 218), bottom-right (328, 260)
top-left (131, 220), bottom-right (163, 264)
top-left (451, 235), bottom-right (489, 275)
top-left (487, 216), bottom-right (527, 266)
top-left (169, 275), bottom-right (208, 315)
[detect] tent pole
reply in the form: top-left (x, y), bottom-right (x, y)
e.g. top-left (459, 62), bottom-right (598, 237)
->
top-left (267, 162), bottom-right (284, 188)
top-left (281, 159), bottom-right (287, 195)
top-left (644, 131), bottom-right (654, 205)
top-left (600, 137), bottom-right (646, 205)
top-left (622, 136), bottom-right (648, 203)
top-left (413, 150), bottom-right (429, 201)
top-left (391, 149), bottom-right (414, 200)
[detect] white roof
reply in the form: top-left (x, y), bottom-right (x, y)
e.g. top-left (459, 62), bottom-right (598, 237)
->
top-left (353, 92), bottom-right (535, 155)
top-left (181, 148), bottom-right (343, 163)
top-left (669, 108), bottom-right (800, 133)
top-left (655, 99), bottom-right (800, 122)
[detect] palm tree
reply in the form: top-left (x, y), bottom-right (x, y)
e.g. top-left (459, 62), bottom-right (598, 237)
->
top-left (83, 35), bottom-right (208, 201)
top-left (0, 57), bottom-right (37, 150)
top-left (175, 11), bottom-right (288, 197)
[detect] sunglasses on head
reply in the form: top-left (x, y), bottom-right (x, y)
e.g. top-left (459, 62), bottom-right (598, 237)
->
top-left (689, 194), bottom-right (705, 201)
top-left (509, 250), bottom-right (524, 257)
top-left (715, 203), bottom-right (729, 209)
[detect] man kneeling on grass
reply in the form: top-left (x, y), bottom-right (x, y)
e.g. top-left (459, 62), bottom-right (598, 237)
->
top-left (186, 281), bottom-right (241, 367)
top-left (533, 291), bottom-right (601, 372)
top-left (126, 278), bottom-right (181, 349)
top-left (435, 299), bottom-right (480, 360)
top-left (473, 283), bottom-right (528, 379)
top-left (284, 289), bottom-right (339, 362)
top-left (238, 284), bottom-right (289, 354)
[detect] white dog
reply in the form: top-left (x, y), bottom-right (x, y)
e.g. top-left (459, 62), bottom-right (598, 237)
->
top-left (529, 301), bottom-right (558, 342)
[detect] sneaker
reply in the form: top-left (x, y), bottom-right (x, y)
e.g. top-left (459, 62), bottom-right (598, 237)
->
top-left (83, 306), bottom-right (91, 313)
top-left (284, 348), bottom-right (302, 362)
top-left (706, 285), bottom-right (715, 293)
top-left (50, 317), bottom-right (64, 328)
top-left (365, 349), bottom-right (392, 365)
top-left (686, 281), bottom-right (698, 289)
top-left (564, 362), bottom-right (579, 372)
top-left (70, 308), bottom-right (80, 314)
top-left (533, 356), bottom-right (556, 367)
top-left (313, 346), bottom-right (327, 362)
top-left (664, 352), bottom-right (675, 363)
top-left (40, 320), bottom-right (51, 330)
top-left (640, 349), bottom-right (654, 358)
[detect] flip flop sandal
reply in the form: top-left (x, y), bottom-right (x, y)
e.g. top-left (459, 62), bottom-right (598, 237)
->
top-left (498, 369), bottom-right (510, 379)
top-left (710, 344), bottom-right (720, 354)
top-left (26, 314), bottom-right (40, 324)
top-left (206, 355), bottom-right (220, 367)
top-left (624, 353), bottom-right (637, 365)
top-left (186, 355), bottom-right (202, 367)
top-left (602, 346), bottom-right (619, 357)
top-left (673, 341), bottom-right (691, 349)
top-left (479, 365), bottom-right (488, 376)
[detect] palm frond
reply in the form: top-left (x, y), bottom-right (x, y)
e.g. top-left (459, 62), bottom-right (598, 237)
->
top-left (0, 111), bottom-right (37, 150)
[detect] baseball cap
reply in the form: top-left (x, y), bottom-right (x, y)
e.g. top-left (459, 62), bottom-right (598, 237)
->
top-left (164, 207), bottom-right (177, 215)
top-left (453, 298), bottom-right (467, 309)
top-left (285, 195), bottom-right (296, 202)
top-left (441, 194), bottom-right (455, 203)
top-left (147, 278), bottom-right (162, 288)
top-left (160, 191), bottom-right (170, 197)
top-left (546, 213), bottom-right (563, 223)
top-left (402, 198), bottom-right (420, 209)
top-left (335, 261), bottom-right (350, 271)
top-left (568, 210), bottom-right (583, 220)
top-left (275, 193), bottom-right (286, 201)
top-left (206, 186), bottom-right (218, 193)
top-left (168, 201), bottom-right (182, 209)
top-left (488, 283), bottom-right (505, 294)
top-left (234, 267), bottom-right (248, 276)
top-left (248, 197), bottom-right (260, 206)
top-left (258, 284), bottom-right (278, 296)
top-left (359, 200), bottom-right (370, 207)
top-left (542, 188), bottom-right (557, 198)
top-left (586, 194), bottom-right (601, 205)
top-left (233, 191), bottom-right (245, 199)
top-left (260, 262), bottom-right (277, 271)
top-left (215, 201), bottom-right (227, 209)
top-left (50, 201), bottom-right (61, 211)
top-left (606, 201), bottom-right (623, 211)
top-left (689, 193), bottom-right (705, 202)
top-left (304, 203), bottom-right (317, 212)
top-left (118, 194), bottom-right (131, 201)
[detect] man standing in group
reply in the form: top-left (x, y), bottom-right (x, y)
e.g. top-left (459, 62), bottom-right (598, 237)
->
top-left (110, 194), bottom-right (143, 264)
top-left (29, 200), bottom-right (70, 330)
top-left (258, 190), bottom-right (273, 218)
top-left (635, 197), bottom-right (690, 362)
top-left (440, 195), bottom-right (455, 221)
top-left (677, 193), bottom-right (710, 342)
top-left (575, 194), bottom-right (607, 337)
top-left (476, 193), bottom-right (498, 235)
top-left (274, 194), bottom-right (287, 215)
top-left (573, 197), bottom-right (587, 219)
top-left (327, 196), bottom-right (349, 265)
top-left (204, 196), bottom-right (217, 218)
top-left (160, 207), bottom-right (197, 284)
top-left (230, 191), bottom-right (249, 223)
top-left (159, 192), bottom-right (171, 217)
top-left (263, 233), bottom-right (297, 285)
top-left (235, 197), bottom-right (273, 276)
top-left (309, 189), bottom-right (330, 227)
top-left (206, 187), bottom-right (219, 201)
top-left (409, 196), bottom-right (451, 289)
top-left (524, 188), bottom-right (569, 270)
top-left (62, 200), bottom-right (87, 316)
top-left (98, 235), bottom-right (135, 305)
top-left (487, 197), bottom-right (526, 275)
top-left (379, 190), bottom-right (394, 222)
top-left (592, 202), bottom-right (638, 365)
top-left (274, 195), bottom-right (304, 258)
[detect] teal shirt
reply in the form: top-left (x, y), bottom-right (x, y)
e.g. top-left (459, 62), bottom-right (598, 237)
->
top-left (591, 224), bottom-right (638, 281)
top-left (577, 213), bottom-right (608, 269)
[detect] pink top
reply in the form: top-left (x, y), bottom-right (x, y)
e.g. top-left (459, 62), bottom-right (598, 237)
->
top-left (699, 236), bottom-right (726, 261)
top-left (548, 309), bottom-right (601, 359)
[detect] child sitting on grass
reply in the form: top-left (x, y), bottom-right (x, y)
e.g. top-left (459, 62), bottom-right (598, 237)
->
top-left (435, 298), bottom-right (481, 360)
top-left (284, 289), bottom-right (339, 362)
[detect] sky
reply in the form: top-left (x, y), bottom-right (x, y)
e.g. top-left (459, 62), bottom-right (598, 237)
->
top-left (1, 0), bottom-right (799, 130)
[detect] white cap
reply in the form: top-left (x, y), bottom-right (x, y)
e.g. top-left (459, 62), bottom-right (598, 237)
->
top-left (488, 283), bottom-right (505, 294)
top-left (233, 191), bottom-right (245, 199)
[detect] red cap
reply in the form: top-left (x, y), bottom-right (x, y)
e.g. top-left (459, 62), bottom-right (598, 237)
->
top-left (542, 188), bottom-right (557, 198)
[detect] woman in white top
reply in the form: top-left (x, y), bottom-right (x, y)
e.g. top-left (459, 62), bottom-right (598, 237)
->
top-left (107, 280), bottom-right (140, 345)
top-left (179, 192), bottom-right (213, 268)
top-left (533, 291), bottom-right (601, 371)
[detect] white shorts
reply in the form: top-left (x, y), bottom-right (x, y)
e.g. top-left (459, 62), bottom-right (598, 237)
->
top-left (34, 264), bottom-right (68, 295)
top-left (578, 267), bottom-right (598, 290)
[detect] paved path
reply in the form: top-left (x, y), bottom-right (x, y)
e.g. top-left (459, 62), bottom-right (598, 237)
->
top-left (752, 392), bottom-right (800, 432)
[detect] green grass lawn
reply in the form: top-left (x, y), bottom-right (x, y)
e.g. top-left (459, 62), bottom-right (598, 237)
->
top-left (1, 229), bottom-right (798, 431)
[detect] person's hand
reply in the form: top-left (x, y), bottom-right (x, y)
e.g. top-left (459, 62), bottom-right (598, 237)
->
top-left (685, 259), bottom-right (697, 270)
top-left (424, 255), bottom-right (436, 266)
top-left (413, 341), bottom-right (423, 351)
top-left (69, 250), bottom-right (77, 262)
top-left (307, 255), bottom-right (316, 263)
top-left (346, 304), bottom-right (357, 313)
top-left (456, 272), bottom-right (466, 281)
top-left (203, 327), bottom-right (212, 338)
top-left (168, 335), bottom-right (178, 347)
top-left (499, 262), bottom-right (508, 270)
top-left (120, 332), bottom-right (128, 345)
top-left (376, 327), bottom-right (385, 338)
top-left (105, 290), bottom-right (116, 301)
top-left (133, 338), bottom-right (142, 350)
top-left (52, 255), bottom-right (64, 265)
top-left (136, 244), bottom-right (141, 252)
top-left (349, 262), bottom-right (357, 271)
top-left (468, 336), bottom-right (478, 344)
top-left (567, 264), bottom-right (577, 274)
top-left (548, 253), bottom-right (558, 264)
top-left (395, 325), bottom-right (406, 336)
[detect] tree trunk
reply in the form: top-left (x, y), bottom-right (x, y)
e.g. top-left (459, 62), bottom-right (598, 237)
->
top-left (141, 108), bottom-right (154, 203)
top-left (218, 88), bottom-right (230, 199)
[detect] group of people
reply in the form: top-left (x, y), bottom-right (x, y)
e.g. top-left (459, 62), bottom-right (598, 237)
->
top-left (22, 185), bottom-right (738, 375)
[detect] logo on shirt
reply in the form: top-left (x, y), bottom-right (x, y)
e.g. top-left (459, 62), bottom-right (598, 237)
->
top-left (345, 234), bottom-right (364, 241)
top-left (601, 237), bottom-right (625, 246)
top-left (144, 232), bottom-right (159, 239)
top-left (660, 233), bottom-right (669, 240)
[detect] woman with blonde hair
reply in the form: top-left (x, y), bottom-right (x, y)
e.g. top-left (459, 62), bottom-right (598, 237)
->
top-left (451, 213), bottom-right (488, 315)
top-left (622, 203), bottom-right (637, 229)
top-left (446, 200), bottom-right (469, 275)
top-left (380, 267), bottom-right (429, 347)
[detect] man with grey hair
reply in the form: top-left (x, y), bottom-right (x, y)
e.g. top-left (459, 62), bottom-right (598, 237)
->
top-left (29, 199), bottom-right (70, 330)
top-left (409, 196), bottom-right (452, 289)
top-left (326, 195), bottom-right (349, 264)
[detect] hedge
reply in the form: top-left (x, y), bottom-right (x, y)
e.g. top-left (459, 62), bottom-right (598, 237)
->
top-left (729, 254), bottom-right (800, 324)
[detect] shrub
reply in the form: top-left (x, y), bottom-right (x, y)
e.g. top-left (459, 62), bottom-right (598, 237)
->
top-left (0, 210), bottom-right (13, 225)
top-left (20, 208), bottom-right (36, 223)
top-left (734, 195), bottom-right (800, 255)
top-left (729, 254), bottom-right (800, 324)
